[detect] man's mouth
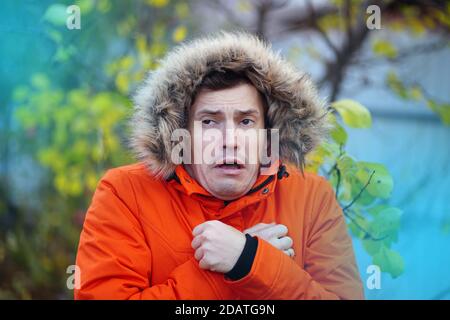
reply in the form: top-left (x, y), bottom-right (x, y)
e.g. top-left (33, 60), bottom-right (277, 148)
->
top-left (216, 163), bottom-right (242, 169)
top-left (214, 159), bottom-right (245, 175)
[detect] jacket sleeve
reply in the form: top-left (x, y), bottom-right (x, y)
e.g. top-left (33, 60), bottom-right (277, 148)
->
top-left (223, 177), bottom-right (365, 300)
top-left (74, 169), bottom-right (220, 300)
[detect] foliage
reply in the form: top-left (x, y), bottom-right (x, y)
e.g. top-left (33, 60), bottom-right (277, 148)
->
top-left (278, 0), bottom-right (450, 124)
top-left (306, 99), bottom-right (404, 278)
top-left (386, 71), bottom-right (450, 124)
top-left (0, 0), bottom-right (415, 299)
top-left (1, 0), bottom-right (190, 299)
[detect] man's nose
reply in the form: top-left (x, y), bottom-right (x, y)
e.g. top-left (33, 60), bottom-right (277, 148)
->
top-left (222, 121), bottom-right (237, 151)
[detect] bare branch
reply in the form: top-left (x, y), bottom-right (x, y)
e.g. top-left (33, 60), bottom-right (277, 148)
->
top-left (343, 0), bottom-right (352, 40)
top-left (253, 0), bottom-right (290, 40)
top-left (278, 4), bottom-right (338, 34)
top-left (305, 0), bottom-right (340, 56)
top-left (343, 170), bottom-right (375, 211)
top-left (343, 209), bottom-right (388, 241)
top-left (338, 170), bottom-right (389, 241)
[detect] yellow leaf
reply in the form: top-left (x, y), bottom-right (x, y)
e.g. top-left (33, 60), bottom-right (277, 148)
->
top-left (55, 174), bottom-right (68, 195)
top-left (409, 86), bottom-right (422, 101)
top-left (69, 178), bottom-right (83, 196)
top-left (172, 25), bottom-right (187, 43)
top-left (409, 18), bottom-right (426, 35)
top-left (136, 35), bottom-right (147, 54)
top-left (86, 171), bottom-right (99, 191)
top-left (146, 0), bottom-right (169, 8)
top-left (115, 72), bottom-right (129, 93)
top-left (119, 55), bottom-right (134, 70)
top-left (372, 40), bottom-right (397, 59)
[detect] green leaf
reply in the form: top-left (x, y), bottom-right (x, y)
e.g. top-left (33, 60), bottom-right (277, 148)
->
top-left (12, 86), bottom-right (29, 102)
top-left (43, 4), bottom-right (68, 26)
top-left (338, 177), bottom-right (353, 202)
top-left (327, 114), bottom-right (348, 145)
top-left (362, 238), bottom-right (382, 255)
top-left (337, 154), bottom-right (357, 176)
top-left (386, 72), bottom-right (408, 99)
top-left (31, 74), bottom-right (50, 90)
top-left (331, 99), bottom-right (372, 128)
top-left (75, 0), bottom-right (94, 13)
top-left (356, 162), bottom-right (393, 198)
top-left (427, 100), bottom-right (450, 125)
top-left (317, 141), bottom-right (340, 160)
top-left (347, 214), bottom-right (369, 239)
top-left (337, 155), bottom-right (364, 203)
top-left (367, 204), bottom-right (390, 217)
top-left (373, 246), bottom-right (404, 278)
top-left (331, 122), bottom-right (347, 145)
top-left (352, 181), bottom-right (376, 206)
top-left (339, 175), bottom-right (375, 206)
top-left (368, 207), bottom-right (402, 243)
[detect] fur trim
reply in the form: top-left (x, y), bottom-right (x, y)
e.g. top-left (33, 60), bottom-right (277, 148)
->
top-left (130, 31), bottom-right (331, 179)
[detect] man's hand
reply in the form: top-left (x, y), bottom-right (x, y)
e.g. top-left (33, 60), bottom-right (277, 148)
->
top-left (244, 222), bottom-right (295, 258)
top-left (191, 220), bottom-right (246, 273)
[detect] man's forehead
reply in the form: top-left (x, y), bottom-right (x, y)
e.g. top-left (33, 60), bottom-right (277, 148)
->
top-left (191, 84), bottom-right (265, 115)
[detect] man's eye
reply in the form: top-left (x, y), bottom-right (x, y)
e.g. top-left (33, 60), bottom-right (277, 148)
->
top-left (241, 119), bottom-right (254, 125)
top-left (202, 119), bottom-right (214, 125)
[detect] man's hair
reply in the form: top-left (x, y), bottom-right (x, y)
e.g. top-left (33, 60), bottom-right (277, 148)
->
top-left (199, 70), bottom-right (251, 91)
top-left (192, 69), bottom-right (269, 127)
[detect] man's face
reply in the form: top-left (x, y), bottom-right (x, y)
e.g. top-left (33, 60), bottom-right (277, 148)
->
top-left (185, 83), bottom-right (266, 201)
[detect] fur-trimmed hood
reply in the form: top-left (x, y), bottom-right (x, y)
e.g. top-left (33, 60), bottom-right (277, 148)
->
top-left (130, 31), bottom-right (330, 179)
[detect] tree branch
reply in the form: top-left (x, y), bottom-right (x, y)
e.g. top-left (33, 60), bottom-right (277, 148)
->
top-left (305, 0), bottom-right (340, 56)
top-left (343, 170), bottom-right (375, 211)
top-left (253, 0), bottom-right (290, 40)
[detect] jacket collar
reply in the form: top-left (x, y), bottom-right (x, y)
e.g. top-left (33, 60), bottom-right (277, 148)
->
top-left (167, 161), bottom-right (289, 219)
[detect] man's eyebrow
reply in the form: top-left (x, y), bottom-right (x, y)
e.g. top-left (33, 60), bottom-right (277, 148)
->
top-left (236, 109), bottom-right (260, 116)
top-left (195, 109), bottom-right (222, 117)
top-left (194, 108), bottom-right (260, 117)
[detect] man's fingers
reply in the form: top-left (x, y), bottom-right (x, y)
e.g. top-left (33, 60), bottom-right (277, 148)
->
top-left (191, 235), bottom-right (203, 250)
top-left (274, 224), bottom-right (289, 238)
top-left (283, 248), bottom-right (295, 258)
top-left (275, 236), bottom-right (293, 251)
top-left (194, 247), bottom-right (204, 261)
top-left (192, 223), bottom-right (205, 236)
top-left (199, 257), bottom-right (209, 270)
top-left (261, 224), bottom-right (288, 239)
top-left (244, 222), bottom-right (275, 235)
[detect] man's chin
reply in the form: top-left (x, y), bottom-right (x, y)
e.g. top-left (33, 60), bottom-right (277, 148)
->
top-left (208, 183), bottom-right (249, 201)
top-left (211, 165), bottom-right (247, 177)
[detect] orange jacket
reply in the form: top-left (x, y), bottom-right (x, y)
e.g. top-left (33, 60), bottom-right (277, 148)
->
top-left (74, 162), bottom-right (364, 300)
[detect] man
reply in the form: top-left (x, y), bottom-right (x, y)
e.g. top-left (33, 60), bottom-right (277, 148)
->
top-left (74, 32), bottom-right (364, 299)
